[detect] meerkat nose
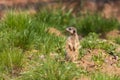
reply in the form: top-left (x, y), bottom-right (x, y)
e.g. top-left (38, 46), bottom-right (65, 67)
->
top-left (66, 28), bottom-right (69, 31)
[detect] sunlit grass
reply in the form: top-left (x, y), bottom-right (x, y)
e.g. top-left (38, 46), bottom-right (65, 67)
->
top-left (19, 56), bottom-right (82, 80)
top-left (0, 9), bottom-right (120, 79)
top-left (77, 13), bottom-right (119, 36)
top-left (115, 37), bottom-right (120, 45)
top-left (91, 73), bottom-right (120, 80)
top-left (0, 48), bottom-right (23, 75)
top-left (81, 33), bottom-right (117, 54)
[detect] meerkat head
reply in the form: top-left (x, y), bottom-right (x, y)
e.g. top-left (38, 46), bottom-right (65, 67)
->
top-left (66, 27), bottom-right (77, 35)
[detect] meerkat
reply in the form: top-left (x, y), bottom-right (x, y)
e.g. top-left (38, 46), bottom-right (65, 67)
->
top-left (65, 27), bottom-right (80, 62)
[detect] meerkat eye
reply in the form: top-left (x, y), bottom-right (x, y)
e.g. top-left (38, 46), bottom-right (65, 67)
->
top-left (69, 28), bottom-right (71, 30)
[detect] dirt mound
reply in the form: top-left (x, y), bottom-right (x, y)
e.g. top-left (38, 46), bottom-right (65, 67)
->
top-left (46, 27), bottom-right (65, 37)
top-left (102, 63), bottom-right (120, 75)
top-left (73, 75), bottom-right (91, 80)
top-left (77, 49), bottom-right (120, 75)
top-left (106, 29), bottom-right (120, 39)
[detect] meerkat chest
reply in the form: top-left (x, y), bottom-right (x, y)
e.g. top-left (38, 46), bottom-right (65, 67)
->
top-left (67, 36), bottom-right (79, 51)
top-left (69, 36), bottom-right (79, 45)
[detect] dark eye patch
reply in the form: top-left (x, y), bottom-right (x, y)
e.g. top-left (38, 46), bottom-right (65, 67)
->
top-left (69, 28), bottom-right (71, 30)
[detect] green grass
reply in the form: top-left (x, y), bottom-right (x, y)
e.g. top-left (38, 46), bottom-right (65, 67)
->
top-left (0, 48), bottom-right (23, 78)
top-left (115, 37), bottom-right (120, 45)
top-left (81, 33), bottom-right (117, 54)
top-left (91, 52), bottom-right (104, 66)
top-left (0, 9), bottom-right (120, 80)
top-left (77, 13), bottom-right (119, 36)
top-left (19, 56), bottom-right (83, 80)
top-left (91, 73), bottom-right (120, 80)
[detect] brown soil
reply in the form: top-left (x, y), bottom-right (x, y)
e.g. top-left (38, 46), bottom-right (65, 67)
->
top-left (101, 63), bottom-right (120, 75)
top-left (116, 46), bottom-right (120, 53)
top-left (73, 75), bottom-right (91, 80)
top-left (10, 66), bottom-right (22, 77)
top-left (106, 29), bottom-right (120, 39)
top-left (77, 49), bottom-right (120, 75)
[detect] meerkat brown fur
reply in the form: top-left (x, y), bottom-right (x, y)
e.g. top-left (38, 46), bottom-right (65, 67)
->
top-left (65, 27), bottom-right (80, 62)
